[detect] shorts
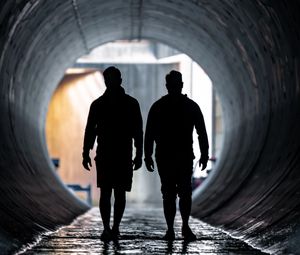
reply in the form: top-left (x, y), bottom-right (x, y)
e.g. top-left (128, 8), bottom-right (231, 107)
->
top-left (156, 159), bottom-right (193, 200)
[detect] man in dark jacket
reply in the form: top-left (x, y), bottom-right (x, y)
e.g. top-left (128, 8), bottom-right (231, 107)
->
top-left (82, 66), bottom-right (143, 240)
top-left (144, 70), bottom-right (209, 241)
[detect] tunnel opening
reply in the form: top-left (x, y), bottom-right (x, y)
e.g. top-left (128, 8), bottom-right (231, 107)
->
top-left (45, 39), bottom-right (224, 206)
top-left (0, 0), bottom-right (300, 254)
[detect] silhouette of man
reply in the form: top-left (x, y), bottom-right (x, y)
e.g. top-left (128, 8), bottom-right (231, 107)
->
top-left (82, 66), bottom-right (143, 240)
top-left (144, 70), bottom-right (209, 241)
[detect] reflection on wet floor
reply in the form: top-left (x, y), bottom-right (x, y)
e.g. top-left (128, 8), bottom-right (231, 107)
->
top-left (19, 207), bottom-right (267, 254)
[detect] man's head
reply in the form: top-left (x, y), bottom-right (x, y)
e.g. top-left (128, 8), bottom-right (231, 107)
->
top-left (103, 66), bottom-right (122, 89)
top-left (165, 70), bottom-right (183, 95)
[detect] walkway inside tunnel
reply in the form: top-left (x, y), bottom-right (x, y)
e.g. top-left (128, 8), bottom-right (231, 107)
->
top-left (0, 0), bottom-right (300, 254)
top-left (18, 207), bottom-right (267, 254)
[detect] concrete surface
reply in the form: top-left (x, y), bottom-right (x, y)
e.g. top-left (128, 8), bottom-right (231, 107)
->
top-left (19, 207), bottom-right (267, 254)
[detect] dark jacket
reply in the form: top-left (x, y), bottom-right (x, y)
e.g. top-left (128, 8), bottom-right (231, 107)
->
top-left (83, 86), bottom-right (143, 189)
top-left (144, 94), bottom-right (208, 162)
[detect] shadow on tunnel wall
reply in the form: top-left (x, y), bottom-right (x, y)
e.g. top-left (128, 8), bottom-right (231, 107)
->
top-left (0, 0), bottom-right (300, 254)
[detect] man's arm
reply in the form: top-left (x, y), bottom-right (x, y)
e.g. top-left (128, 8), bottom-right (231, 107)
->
top-left (82, 102), bottom-right (97, 170)
top-left (194, 104), bottom-right (209, 170)
top-left (132, 101), bottom-right (143, 170)
top-left (144, 106), bottom-right (156, 172)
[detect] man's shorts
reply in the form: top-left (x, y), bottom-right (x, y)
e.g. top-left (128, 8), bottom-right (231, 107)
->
top-left (156, 159), bottom-right (193, 200)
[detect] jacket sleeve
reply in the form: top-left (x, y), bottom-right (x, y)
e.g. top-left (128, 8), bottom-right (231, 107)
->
top-left (83, 102), bottom-right (97, 158)
top-left (144, 105), bottom-right (156, 159)
top-left (194, 104), bottom-right (209, 160)
top-left (133, 100), bottom-right (143, 159)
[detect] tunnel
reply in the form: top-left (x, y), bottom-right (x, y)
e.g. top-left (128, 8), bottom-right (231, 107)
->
top-left (0, 0), bottom-right (300, 253)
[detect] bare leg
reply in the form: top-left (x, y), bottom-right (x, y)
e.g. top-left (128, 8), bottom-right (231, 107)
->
top-left (99, 187), bottom-right (112, 230)
top-left (179, 195), bottom-right (192, 228)
top-left (157, 164), bottom-right (176, 240)
top-left (112, 188), bottom-right (126, 232)
top-left (178, 183), bottom-right (196, 241)
top-left (163, 197), bottom-right (176, 231)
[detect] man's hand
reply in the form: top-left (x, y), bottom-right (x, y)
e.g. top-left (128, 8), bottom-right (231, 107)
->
top-left (132, 157), bottom-right (142, 170)
top-left (82, 156), bottom-right (92, 171)
top-left (144, 157), bottom-right (154, 172)
top-left (199, 156), bottom-right (208, 171)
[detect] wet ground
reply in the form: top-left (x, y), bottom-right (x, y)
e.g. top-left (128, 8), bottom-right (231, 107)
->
top-left (19, 207), bottom-right (267, 254)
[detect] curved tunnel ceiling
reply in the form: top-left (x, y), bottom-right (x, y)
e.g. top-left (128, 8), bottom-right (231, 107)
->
top-left (0, 0), bottom-right (300, 253)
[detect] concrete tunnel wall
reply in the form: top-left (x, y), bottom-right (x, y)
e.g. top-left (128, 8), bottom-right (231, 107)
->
top-left (0, 0), bottom-right (299, 253)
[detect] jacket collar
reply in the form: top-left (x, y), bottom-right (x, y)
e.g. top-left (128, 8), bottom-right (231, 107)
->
top-left (103, 86), bottom-right (125, 97)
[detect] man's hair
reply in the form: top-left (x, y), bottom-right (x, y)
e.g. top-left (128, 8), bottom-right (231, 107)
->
top-left (103, 66), bottom-right (121, 80)
top-left (165, 70), bottom-right (182, 84)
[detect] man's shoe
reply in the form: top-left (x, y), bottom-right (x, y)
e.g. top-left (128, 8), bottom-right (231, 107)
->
top-left (182, 226), bottom-right (196, 241)
top-left (163, 229), bottom-right (175, 241)
top-left (111, 227), bottom-right (120, 240)
top-left (101, 229), bottom-right (112, 241)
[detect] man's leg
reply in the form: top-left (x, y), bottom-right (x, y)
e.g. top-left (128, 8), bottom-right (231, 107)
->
top-left (160, 173), bottom-right (177, 240)
top-left (163, 193), bottom-right (177, 232)
top-left (112, 188), bottom-right (126, 235)
top-left (178, 171), bottom-right (196, 241)
top-left (178, 192), bottom-right (192, 228)
top-left (99, 187), bottom-right (112, 231)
